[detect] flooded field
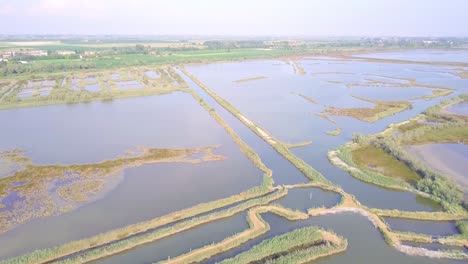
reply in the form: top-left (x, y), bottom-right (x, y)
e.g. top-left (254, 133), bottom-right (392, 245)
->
top-left (0, 50), bottom-right (467, 263)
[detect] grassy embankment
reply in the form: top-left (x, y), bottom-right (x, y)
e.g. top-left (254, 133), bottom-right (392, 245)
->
top-left (2, 188), bottom-right (286, 264)
top-left (324, 95), bottom-right (412, 123)
top-left (0, 67), bottom-right (183, 110)
top-left (204, 226), bottom-right (346, 264)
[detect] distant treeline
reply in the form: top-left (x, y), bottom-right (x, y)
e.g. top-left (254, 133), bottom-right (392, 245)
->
top-left (0, 61), bottom-right (96, 76)
top-left (203, 40), bottom-right (268, 49)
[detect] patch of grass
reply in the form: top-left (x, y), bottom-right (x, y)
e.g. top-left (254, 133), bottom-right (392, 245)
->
top-left (315, 112), bottom-right (336, 124)
top-left (233, 76), bottom-right (267, 83)
top-left (295, 93), bottom-right (318, 104)
top-left (326, 127), bottom-right (341, 136)
top-left (351, 145), bottom-right (420, 183)
top-left (325, 96), bottom-right (412, 122)
top-left (412, 89), bottom-right (453, 100)
top-left (329, 146), bottom-right (413, 191)
top-left (456, 221), bottom-right (468, 239)
top-left (401, 124), bottom-right (468, 145)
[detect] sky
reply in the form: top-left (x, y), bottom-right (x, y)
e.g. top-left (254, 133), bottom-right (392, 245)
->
top-left (1, 0), bottom-right (467, 36)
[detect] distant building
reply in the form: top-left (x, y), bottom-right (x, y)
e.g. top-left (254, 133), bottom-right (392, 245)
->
top-left (18, 50), bottom-right (48, 57)
top-left (57, 50), bottom-right (76, 55)
top-left (0, 51), bottom-right (14, 58)
top-left (0, 58), bottom-right (8, 62)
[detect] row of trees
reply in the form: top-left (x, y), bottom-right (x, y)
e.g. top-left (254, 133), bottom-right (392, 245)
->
top-left (0, 62), bottom-right (97, 76)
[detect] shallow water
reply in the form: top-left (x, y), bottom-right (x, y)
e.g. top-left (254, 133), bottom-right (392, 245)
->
top-left (447, 102), bottom-right (468, 116)
top-left (407, 143), bottom-right (468, 192)
top-left (84, 83), bottom-right (101, 92)
top-left (384, 218), bottom-right (459, 237)
top-left (276, 187), bottom-right (341, 212)
top-left (114, 80), bottom-right (145, 90)
top-left (145, 70), bottom-right (160, 79)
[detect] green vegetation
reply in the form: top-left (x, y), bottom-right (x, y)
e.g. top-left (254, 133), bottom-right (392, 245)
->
top-left (330, 146), bottom-right (413, 191)
top-left (325, 96), bottom-right (412, 122)
top-left (351, 144), bottom-right (420, 183)
top-left (218, 227), bottom-right (346, 264)
top-left (326, 127), bottom-right (342, 136)
top-left (456, 221), bottom-right (468, 239)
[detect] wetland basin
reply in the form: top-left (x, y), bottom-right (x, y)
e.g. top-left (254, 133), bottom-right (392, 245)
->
top-left (384, 218), bottom-right (459, 237)
top-left (0, 92), bottom-right (263, 259)
top-left (276, 187), bottom-right (341, 212)
top-left (446, 102), bottom-right (468, 115)
top-left (184, 60), bottom-right (446, 211)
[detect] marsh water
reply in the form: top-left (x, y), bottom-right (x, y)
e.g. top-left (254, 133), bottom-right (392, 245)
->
top-left (408, 143), bottom-right (468, 192)
top-left (1, 51), bottom-right (468, 262)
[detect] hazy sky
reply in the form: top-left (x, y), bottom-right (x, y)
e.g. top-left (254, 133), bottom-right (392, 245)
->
top-left (1, 0), bottom-right (467, 36)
